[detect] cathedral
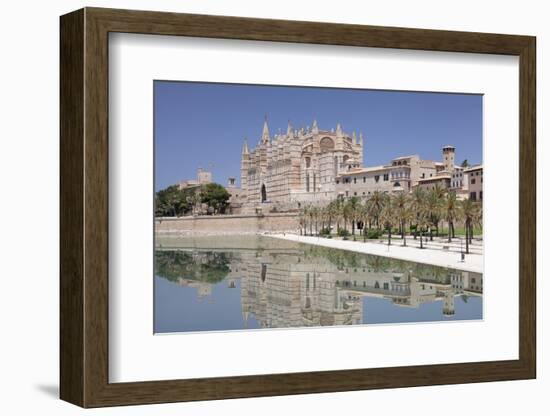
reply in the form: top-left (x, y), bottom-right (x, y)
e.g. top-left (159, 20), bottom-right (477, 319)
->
top-left (240, 119), bottom-right (364, 211)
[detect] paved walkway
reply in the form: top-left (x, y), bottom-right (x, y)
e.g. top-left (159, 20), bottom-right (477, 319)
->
top-left (268, 234), bottom-right (483, 274)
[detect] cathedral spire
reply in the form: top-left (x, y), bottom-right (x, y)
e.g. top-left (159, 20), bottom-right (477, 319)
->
top-left (359, 132), bottom-right (364, 146)
top-left (242, 138), bottom-right (249, 155)
top-left (352, 131), bottom-right (357, 145)
top-left (336, 123), bottom-right (343, 137)
top-left (261, 116), bottom-right (270, 143)
top-left (287, 120), bottom-right (293, 137)
top-left (312, 119), bottom-right (319, 134)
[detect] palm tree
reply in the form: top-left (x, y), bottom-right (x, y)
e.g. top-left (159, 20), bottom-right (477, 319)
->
top-left (379, 199), bottom-right (397, 246)
top-left (346, 196), bottom-right (361, 236)
top-left (326, 200), bottom-right (339, 234)
top-left (393, 192), bottom-right (413, 246)
top-left (460, 199), bottom-right (481, 254)
top-left (425, 187), bottom-right (445, 240)
top-left (410, 187), bottom-right (426, 240)
top-left (416, 211), bottom-right (431, 249)
top-left (359, 203), bottom-right (371, 242)
top-left (366, 191), bottom-right (386, 229)
top-left (298, 205), bottom-right (307, 235)
top-left (444, 191), bottom-right (459, 242)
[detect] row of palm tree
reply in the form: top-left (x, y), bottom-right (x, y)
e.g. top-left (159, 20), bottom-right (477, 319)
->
top-left (298, 186), bottom-right (482, 253)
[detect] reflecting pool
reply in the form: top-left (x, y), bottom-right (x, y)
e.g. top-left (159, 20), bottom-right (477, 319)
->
top-left (154, 235), bottom-right (482, 333)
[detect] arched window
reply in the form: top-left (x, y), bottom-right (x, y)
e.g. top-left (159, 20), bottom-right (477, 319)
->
top-left (261, 184), bottom-right (267, 202)
top-left (320, 137), bottom-right (335, 152)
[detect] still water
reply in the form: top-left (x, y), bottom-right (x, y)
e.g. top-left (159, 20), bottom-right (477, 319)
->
top-left (154, 235), bottom-right (482, 333)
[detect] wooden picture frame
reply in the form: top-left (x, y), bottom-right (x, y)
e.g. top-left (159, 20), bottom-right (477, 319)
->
top-left (60, 7), bottom-right (536, 408)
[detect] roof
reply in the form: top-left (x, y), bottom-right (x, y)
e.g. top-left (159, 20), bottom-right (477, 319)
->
top-left (463, 164), bottom-right (483, 173)
top-left (392, 154), bottom-right (419, 161)
top-left (417, 174), bottom-right (451, 182)
top-left (338, 165), bottom-right (391, 176)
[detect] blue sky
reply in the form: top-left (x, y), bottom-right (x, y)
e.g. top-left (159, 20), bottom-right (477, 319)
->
top-left (154, 81), bottom-right (482, 191)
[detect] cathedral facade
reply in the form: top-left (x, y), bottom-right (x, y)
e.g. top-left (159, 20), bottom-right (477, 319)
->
top-left (240, 119), bottom-right (364, 211)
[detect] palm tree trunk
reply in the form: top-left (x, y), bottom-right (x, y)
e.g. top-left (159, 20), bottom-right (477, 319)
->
top-left (465, 221), bottom-right (470, 254)
top-left (420, 230), bottom-right (424, 249)
top-left (387, 227), bottom-right (391, 246)
top-left (448, 220), bottom-right (452, 243)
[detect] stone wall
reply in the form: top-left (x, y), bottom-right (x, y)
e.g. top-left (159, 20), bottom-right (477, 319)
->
top-left (155, 212), bottom-right (300, 235)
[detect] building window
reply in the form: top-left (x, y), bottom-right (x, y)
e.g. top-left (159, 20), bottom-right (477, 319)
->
top-left (374, 175), bottom-right (380, 183)
top-left (336, 180), bottom-right (340, 184)
top-left (313, 174), bottom-right (316, 192)
top-left (480, 191), bottom-right (483, 200)
top-left (383, 174), bottom-right (389, 181)
top-left (354, 192), bottom-right (357, 196)
top-left (353, 177), bottom-right (357, 184)
top-left (363, 177), bottom-right (366, 183)
top-left (471, 178), bottom-right (476, 185)
top-left (305, 157), bottom-right (311, 168)
top-left (470, 192), bottom-right (476, 200)
top-left (306, 174), bottom-right (310, 192)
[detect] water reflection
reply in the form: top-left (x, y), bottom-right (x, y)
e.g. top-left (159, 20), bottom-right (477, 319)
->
top-left (154, 236), bottom-right (482, 333)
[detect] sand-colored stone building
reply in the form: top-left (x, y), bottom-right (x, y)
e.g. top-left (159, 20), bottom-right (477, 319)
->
top-left (240, 119), bottom-right (363, 212)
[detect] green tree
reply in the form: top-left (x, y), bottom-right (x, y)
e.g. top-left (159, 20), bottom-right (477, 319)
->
top-left (155, 184), bottom-right (190, 217)
top-left (425, 186), bottom-right (445, 240)
top-left (460, 199), bottom-right (481, 254)
top-left (366, 191), bottom-right (386, 229)
top-left (345, 196), bottom-right (361, 236)
top-left (444, 191), bottom-right (459, 242)
top-left (393, 192), bottom-right (412, 246)
top-left (200, 183), bottom-right (230, 214)
top-left (380, 199), bottom-right (397, 246)
top-left (410, 187), bottom-right (426, 240)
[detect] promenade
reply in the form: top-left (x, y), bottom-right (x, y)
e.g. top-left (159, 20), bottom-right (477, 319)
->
top-left (268, 234), bottom-right (483, 273)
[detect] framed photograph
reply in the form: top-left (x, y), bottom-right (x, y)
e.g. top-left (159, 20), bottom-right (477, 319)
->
top-left (60, 7), bottom-right (536, 407)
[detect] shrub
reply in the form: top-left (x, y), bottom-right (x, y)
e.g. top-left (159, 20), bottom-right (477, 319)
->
top-left (366, 229), bottom-right (383, 239)
top-left (319, 227), bottom-right (331, 236)
top-left (337, 228), bottom-right (350, 237)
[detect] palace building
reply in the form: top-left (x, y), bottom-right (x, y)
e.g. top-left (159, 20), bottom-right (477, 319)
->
top-left (240, 119), bottom-right (364, 211)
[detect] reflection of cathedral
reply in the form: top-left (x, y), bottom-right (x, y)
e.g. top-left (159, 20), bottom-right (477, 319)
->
top-left (163, 240), bottom-right (483, 329)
